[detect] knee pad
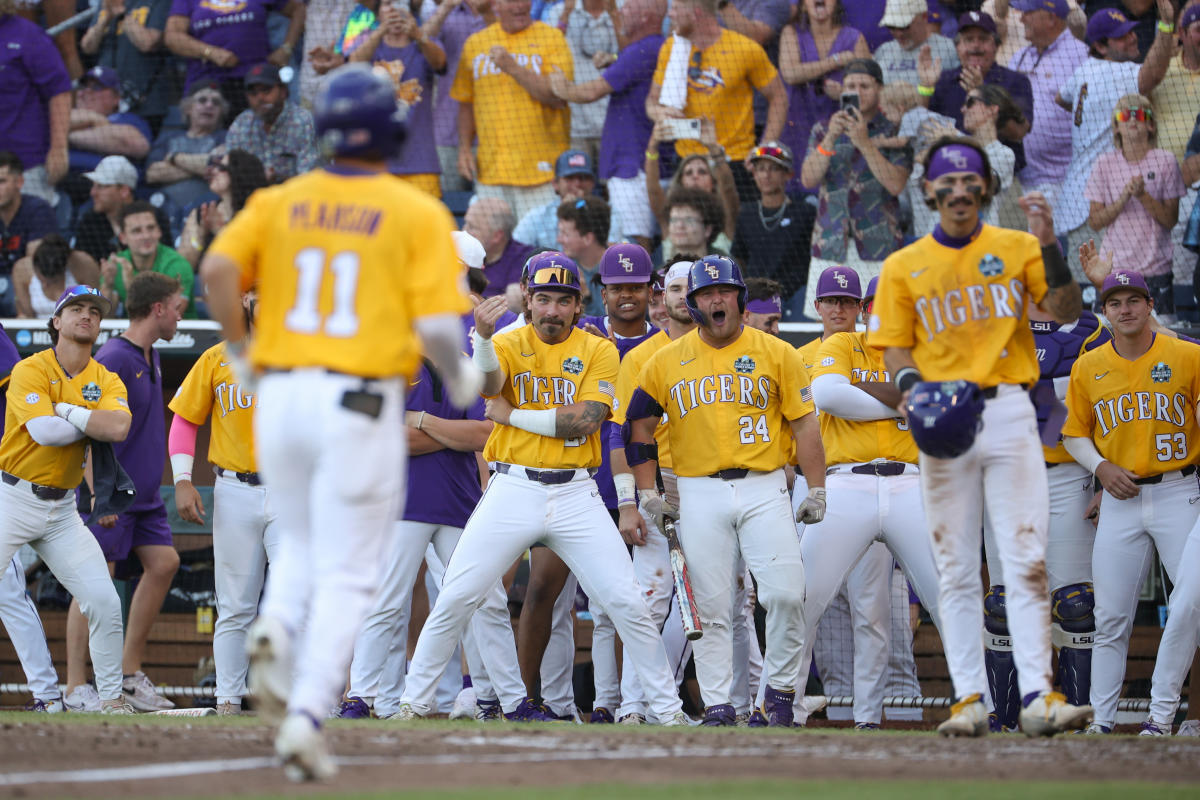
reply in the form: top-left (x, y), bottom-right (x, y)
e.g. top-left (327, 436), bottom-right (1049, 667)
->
top-left (1052, 583), bottom-right (1094, 707)
top-left (983, 584), bottom-right (1010, 637)
top-left (983, 585), bottom-right (1019, 730)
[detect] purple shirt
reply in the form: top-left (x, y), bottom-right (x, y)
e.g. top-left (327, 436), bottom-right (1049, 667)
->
top-left (0, 323), bottom-right (20, 424)
top-left (169, 0), bottom-right (287, 90)
top-left (94, 336), bottom-right (166, 512)
top-left (838, 0), bottom-right (888, 52)
top-left (432, 2), bottom-right (487, 148)
top-left (482, 238), bottom-right (537, 298)
top-left (0, 195), bottom-right (56, 274)
top-left (0, 15), bottom-right (73, 170)
top-left (376, 41), bottom-right (442, 176)
top-left (598, 33), bottom-right (662, 181)
top-left (930, 62), bottom-right (1034, 171)
top-left (1009, 28), bottom-right (1089, 189)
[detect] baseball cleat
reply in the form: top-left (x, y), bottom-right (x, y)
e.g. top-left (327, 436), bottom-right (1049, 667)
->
top-left (449, 687), bottom-right (477, 720)
top-left (64, 684), bottom-right (102, 713)
top-left (1019, 691), bottom-right (1093, 737)
top-left (475, 698), bottom-right (502, 721)
top-left (216, 702), bottom-right (243, 717)
top-left (384, 703), bottom-right (426, 721)
top-left (246, 616), bottom-right (293, 726)
top-left (988, 712), bottom-right (1017, 733)
top-left (276, 713), bottom-right (337, 782)
top-left (937, 693), bottom-right (989, 737)
top-left (760, 686), bottom-right (796, 727)
top-left (854, 722), bottom-right (881, 731)
top-left (122, 671), bottom-right (174, 712)
top-left (589, 706), bottom-right (614, 724)
top-left (99, 698), bottom-right (135, 715)
top-left (334, 696), bottom-right (372, 719)
top-left (700, 704), bottom-right (736, 727)
top-left (503, 698), bottom-right (558, 723)
top-left (734, 712), bottom-right (750, 727)
top-left (1176, 720), bottom-right (1200, 737)
top-left (746, 709), bottom-right (768, 728)
top-left (618, 712), bottom-right (646, 726)
top-left (1139, 720), bottom-right (1170, 737)
top-left (1083, 722), bottom-right (1112, 735)
top-left (661, 710), bottom-right (696, 727)
top-left (25, 697), bottom-right (64, 713)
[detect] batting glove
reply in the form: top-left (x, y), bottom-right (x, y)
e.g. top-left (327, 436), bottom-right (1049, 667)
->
top-left (795, 487), bottom-right (827, 525)
top-left (638, 488), bottom-right (677, 533)
top-left (446, 358), bottom-right (485, 410)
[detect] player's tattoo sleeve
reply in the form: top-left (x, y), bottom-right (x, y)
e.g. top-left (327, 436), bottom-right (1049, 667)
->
top-left (555, 400), bottom-right (609, 439)
top-left (1040, 282), bottom-right (1083, 325)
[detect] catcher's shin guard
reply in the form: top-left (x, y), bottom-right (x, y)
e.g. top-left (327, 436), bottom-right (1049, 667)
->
top-left (984, 585), bottom-right (1020, 730)
top-left (1052, 583), bottom-right (1095, 707)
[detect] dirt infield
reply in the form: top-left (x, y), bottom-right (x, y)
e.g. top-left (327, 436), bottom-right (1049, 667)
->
top-left (0, 715), bottom-right (1197, 798)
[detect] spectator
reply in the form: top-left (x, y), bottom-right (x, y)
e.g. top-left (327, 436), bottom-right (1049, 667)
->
top-left (742, 275), bottom-right (782, 335)
top-left (800, 57), bottom-right (911, 305)
top-left (777, 0), bottom-right (869, 195)
top-left (64, 66), bottom-right (153, 208)
top-left (662, 186), bottom-right (726, 262)
top-left (513, 149), bottom-right (620, 249)
top-left (461, 196), bottom-right (537, 302)
top-left (1152, 3), bottom-right (1200, 162)
top-left (165, 0), bottom-right (305, 119)
top-left (349, 3), bottom-right (447, 197)
top-left (647, 269), bottom-right (669, 328)
top-left (720, 0), bottom-right (791, 53)
top-left (1184, 111), bottom-right (1200, 303)
top-left (841, 0), bottom-right (892, 51)
top-left (1084, 0), bottom-right (1170, 58)
top-left (13, 234), bottom-right (101, 319)
top-left (74, 155), bottom-right (139, 263)
top-left (145, 82), bottom-right (229, 210)
top-left (556, 194), bottom-right (611, 314)
top-left (298, 0), bottom-right (363, 108)
top-left (0, 151), bottom-right (58, 316)
top-left (646, 0), bottom-right (788, 200)
top-left (1085, 94), bottom-right (1183, 319)
top-left (879, 80), bottom-right (955, 237)
top-left (178, 149), bottom-right (268, 269)
top-left (0, 2), bottom-right (71, 207)
top-left (452, 0), bottom-right (574, 220)
top-left (544, 0), bottom-right (618, 161)
top-left (644, 118), bottom-right (738, 257)
top-left (730, 142), bottom-right (815, 320)
top-left (224, 63), bottom-right (319, 183)
top-left (1008, 0), bottom-right (1088, 202)
top-left (99, 200), bottom-right (196, 317)
top-left (549, 0), bottom-right (666, 250)
top-left (875, 0), bottom-right (959, 86)
top-left (79, 0), bottom-right (174, 134)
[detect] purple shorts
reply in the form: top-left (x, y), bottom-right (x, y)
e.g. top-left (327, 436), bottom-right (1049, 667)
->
top-left (89, 503), bottom-right (173, 563)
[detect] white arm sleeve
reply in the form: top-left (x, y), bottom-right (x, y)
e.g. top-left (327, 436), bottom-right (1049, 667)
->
top-left (811, 373), bottom-right (899, 421)
top-left (1063, 436), bottom-right (1105, 475)
top-left (26, 415), bottom-right (87, 446)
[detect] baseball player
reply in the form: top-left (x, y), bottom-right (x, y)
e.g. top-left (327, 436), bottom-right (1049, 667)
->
top-left (391, 253), bottom-right (690, 727)
top-left (200, 64), bottom-right (480, 781)
top-left (1060, 270), bottom-right (1200, 735)
top-left (742, 278), bottom-right (782, 337)
top-left (870, 136), bottom-right (1091, 736)
top-left (627, 255), bottom-right (826, 727)
top-left (0, 286), bottom-right (130, 715)
top-left (1145, 517), bottom-right (1200, 735)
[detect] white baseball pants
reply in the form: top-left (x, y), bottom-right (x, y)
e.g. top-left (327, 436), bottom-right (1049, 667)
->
top-left (731, 561), bottom-right (763, 714)
top-left (541, 572), bottom-right (579, 718)
top-left (1148, 513), bottom-right (1200, 724)
top-left (0, 556), bottom-right (59, 701)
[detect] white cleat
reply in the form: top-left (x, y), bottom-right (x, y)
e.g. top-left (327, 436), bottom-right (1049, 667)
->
top-left (246, 616), bottom-right (293, 726)
top-left (384, 702), bottom-right (426, 721)
top-left (937, 693), bottom-right (989, 738)
top-left (1176, 720), bottom-right (1200, 737)
top-left (660, 710), bottom-right (696, 727)
top-left (619, 712), bottom-right (646, 726)
top-left (449, 687), bottom-right (477, 720)
top-left (99, 698), bottom-right (135, 715)
top-left (64, 684), bottom-right (102, 713)
top-left (123, 671), bottom-right (174, 712)
top-left (1019, 691), bottom-right (1093, 737)
top-left (276, 714), bottom-right (337, 782)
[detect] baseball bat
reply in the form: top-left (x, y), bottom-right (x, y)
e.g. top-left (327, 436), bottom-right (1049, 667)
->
top-left (663, 516), bottom-right (703, 641)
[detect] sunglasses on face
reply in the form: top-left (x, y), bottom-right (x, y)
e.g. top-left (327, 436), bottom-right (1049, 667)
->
top-left (1114, 107), bottom-right (1152, 122)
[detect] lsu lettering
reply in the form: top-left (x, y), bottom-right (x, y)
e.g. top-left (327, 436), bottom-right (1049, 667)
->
top-left (207, 168), bottom-right (468, 379)
top-left (169, 342), bottom-right (259, 475)
top-left (813, 332), bottom-right (918, 465)
top-left (612, 330), bottom-right (675, 469)
top-left (1062, 334), bottom-right (1200, 477)
top-left (869, 224), bottom-right (1049, 388)
top-left (637, 326), bottom-right (813, 477)
top-left (485, 325), bottom-right (618, 469)
top-left (1030, 311), bottom-right (1110, 463)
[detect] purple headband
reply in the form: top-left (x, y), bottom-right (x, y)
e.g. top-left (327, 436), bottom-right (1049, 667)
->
top-left (746, 296), bottom-right (782, 315)
top-left (926, 144), bottom-right (986, 181)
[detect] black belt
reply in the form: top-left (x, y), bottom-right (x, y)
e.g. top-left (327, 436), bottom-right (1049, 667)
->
top-left (1045, 462), bottom-right (1060, 469)
top-left (494, 463), bottom-right (595, 485)
top-left (850, 461), bottom-right (908, 477)
top-left (707, 469), bottom-right (749, 480)
top-left (2, 472), bottom-right (69, 501)
top-left (1133, 464), bottom-right (1197, 486)
top-left (216, 467), bottom-right (262, 486)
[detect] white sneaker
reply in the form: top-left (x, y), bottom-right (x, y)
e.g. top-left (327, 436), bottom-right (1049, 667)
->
top-left (660, 710), bottom-right (696, 727)
top-left (247, 616), bottom-right (293, 725)
top-left (64, 684), bottom-right (102, 713)
top-left (100, 698), bottom-right (135, 715)
top-left (384, 702), bottom-right (426, 721)
top-left (618, 712), bottom-right (646, 726)
top-left (276, 714), bottom-right (337, 782)
top-left (449, 687), bottom-right (477, 720)
top-left (937, 693), bottom-right (989, 738)
top-left (1177, 720), bottom-right (1200, 737)
top-left (1019, 691), bottom-right (1093, 738)
top-left (216, 701), bottom-right (243, 717)
top-left (122, 671), bottom-right (174, 712)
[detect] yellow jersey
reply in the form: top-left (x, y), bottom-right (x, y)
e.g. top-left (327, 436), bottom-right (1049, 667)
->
top-left (484, 325), bottom-right (619, 469)
top-left (796, 335), bottom-right (824, 374)
top-left (451, 22), bottom-right (573, 186)
top-left (0, 349), bottom-right (129, 489)
top-left (169, 342), bottom-right (258, 475)
top-left (812, 331), bottom-right (918, 465)
top-left (651, 29), bottom-right (778, 161)
top-left (613, 330), bottom-right (674, 470)
top-left (207, 168), bottom-right (470, 379)
top-left (1062, 334), bottom-right (1200, 478)
top-left (868, 224), bottom-right (1048, 389)
top-left (637, 326), bottom-right (814, 477)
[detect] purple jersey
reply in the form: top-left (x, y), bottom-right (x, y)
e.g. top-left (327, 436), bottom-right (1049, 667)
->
top-left (598, 33), bottom-right (663, 181)
top-left (576, 315), bottom-right (658, 358)
top-left (432, 2), bottom-right (487, 148)
top-left (481, 238), bottom-right (537, 299)
top-left (94, 336), bottom-right (166, 512)
top-left (376, 40), bottom-right (441, 176)
top-left (0, 16), bottom-right (73, 170)
top-left (0, 323), bottom-right (20, 424)
top-left (169, 0), bottom-right (287, 90)
top-left (1029, 310), bottom-right (1109, 448)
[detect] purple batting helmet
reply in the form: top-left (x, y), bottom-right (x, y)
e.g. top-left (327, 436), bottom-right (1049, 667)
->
top-left (905, 380), bottom-right (986, 459)
top-left (686, 255), bottom-right (746, 322)
top-left (314, 63), bottom-right (407, 160)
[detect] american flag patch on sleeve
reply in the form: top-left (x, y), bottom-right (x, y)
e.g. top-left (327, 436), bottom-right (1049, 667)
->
top-left (599, 380), bottom-right (615, 399)
top-left (800, 385), bottom-right (812, 403)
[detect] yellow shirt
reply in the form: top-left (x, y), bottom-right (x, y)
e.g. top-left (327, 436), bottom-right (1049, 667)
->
top-left (613, 329), bottom-right (674, 470)
top-left (868, 224), bottom-right (1048, 389)
top-left (484, 325), bottom-right (618, 469)
top-left (207, 168), bottom-right (470, 379)
top-left (1152, 54), bottom-right (1200, 162)
top-left (0, 349), bottom-right (129, 489)
top-left (637, 326), bottom-right (814, 477)
top-left (1062, 334), bottom-right (1200, 478)
top-left (169, 342), bottom-right (258, 475)
top-left (451, 22), bottom-right (573, 186)
top-left (796, 336), bottom-right (824, 374)
top-left (651, 29), bottom-right (778, 161)
top-left (813, 331), bottom-right (918, 466)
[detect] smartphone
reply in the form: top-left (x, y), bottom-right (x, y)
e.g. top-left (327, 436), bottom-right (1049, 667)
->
top-left (840, 93), bottom-right (860, 113)
top-left (661, 118), bottom-right (702, 141)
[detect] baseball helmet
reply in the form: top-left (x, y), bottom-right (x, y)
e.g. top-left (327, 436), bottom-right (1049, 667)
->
top-left (905, 380), bottom-right (986, 459)
top-left (685, 255), bottom-right (746, 322)
top-left (314, 63), bottom-right (407, 160)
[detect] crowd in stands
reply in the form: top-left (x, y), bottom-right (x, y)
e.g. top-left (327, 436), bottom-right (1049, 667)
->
top-left (2, 0), bottom-right (1199, 322)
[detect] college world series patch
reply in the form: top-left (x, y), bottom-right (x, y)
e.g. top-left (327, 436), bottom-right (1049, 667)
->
top-left (978, 254), bottom-right (1004, 277)
top-left (733, 356), bottom-right (756, 374)
top-left (81, 383), bottom-right (102, 402)
top-left (562, 357), bottom-right (584, 375)
top-left (1151, 362), bottom-right (1171, 383)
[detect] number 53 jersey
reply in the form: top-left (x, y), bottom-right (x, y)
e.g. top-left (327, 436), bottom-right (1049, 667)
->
top-left (208, 168), bottom-right (470, 379)
top-left (636, 326), bottom-right (814, 478)
top-left (1062, 334), bottom-right (1200, 478)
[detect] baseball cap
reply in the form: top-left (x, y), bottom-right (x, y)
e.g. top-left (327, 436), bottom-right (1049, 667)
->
top-left (555, 149), bottom-right (594, 179)
top-left (598, 243), bottom-right (653, 285)
top-left (815, 266), bottom-right (862, 300)
top-left (1182, 4), bottom-right (1200, 30)
top-left (1099, 270), bottom-right (1151, 304)
top-left (881, 0), bottom-right (927, 28)
top-left (245, 63), bottom-right (283, 88)
top-left (957, 10), bottom-right (998, 36)
top-left (664, 260), bottom-right (693, 286)
top-left (842, 58), bottom-right (884, 85)
top-left (1011, 0), bottom-right (1068, 17)
top-left (1086, 8), bottom-right (1138, 44)
top-left (525, 251), bottom-right (582, 295)
top-left (53, 285), bottom-right (112, 318)
top-left (185, 80), bottom-right (223, 99)
top-left (81, 65), bottom-right (120, 90)
top-left (451, 230), bottom-right (486, 269)
top-left (864, 276), bottom-right (879, 301)
top-left (83, 155), bottom-right (138, 189)
top-left (749, 141), bottom-right (794, 171)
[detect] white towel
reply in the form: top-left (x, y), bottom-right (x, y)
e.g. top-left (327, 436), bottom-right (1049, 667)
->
top-left (658, 33), bottom-right (691, 110)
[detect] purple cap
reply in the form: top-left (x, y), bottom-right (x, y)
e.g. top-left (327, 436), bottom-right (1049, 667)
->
top-left (525, 251), bottom-right (582, 295)
top-left (1182, 5), bottom-right (1200, 30)
top-left (52, 285), bottom-right (111, 318)
top-left (598, 243), bottom-right (653, 285)
top-left (957, 10), bottom-right (997, 36)
top-left (245, 63), bottom-right (283, 87)
top-left (1086, 8), bottom-right (1138, 43)
top-left (1099, 270), bottom-right (1151, 304)
top-left (555, 149), bottom-right (594, 179)
top-left (927, 143), bottom-right (987, 180)
top-left (1011, 0), bottom-right (1068, 17)
top-left (746, 296), bottom-right (782, 315)
top-left (82, 65), bottom-right (120, 90)
top-left (864, 276), bottom-right (879, 301)
top-left (816, 266), bottom-right (862, 300)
